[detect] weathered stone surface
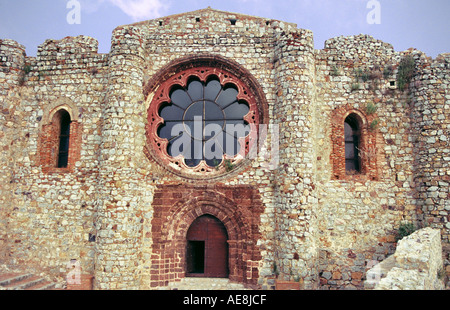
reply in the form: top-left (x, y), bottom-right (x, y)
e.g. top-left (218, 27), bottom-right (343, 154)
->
top-left (0, 7), bottom-right (448, 290)
top-left (366, 228), bottom-right (445, 290)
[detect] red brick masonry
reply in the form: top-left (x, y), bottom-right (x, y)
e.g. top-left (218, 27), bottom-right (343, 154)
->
top-left (330, 105), bottom-right (379, 181)
top-left (149, 183), bottom-right (264, 288)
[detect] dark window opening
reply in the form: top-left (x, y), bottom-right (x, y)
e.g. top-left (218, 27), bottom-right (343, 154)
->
top-left (229, 19), bottom-right (237, 25)
top-left (157, 78), bottom-right (250, 168)
top-left (186, 241), bottom-right (205, 274)
top-left (57, 110), bottom-right (71, 168)
top-left (344, 114), bottom-right (361, 173)
top-left (88, 233), bottom-right (96, 242)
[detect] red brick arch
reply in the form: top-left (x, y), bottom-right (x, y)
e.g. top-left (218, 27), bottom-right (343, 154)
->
top-left (163, 193), bottom-right (247, 241)
top-left (149, 184), bottom-right (263, 288)
top-left (37, 98), bottom-right (82, 173)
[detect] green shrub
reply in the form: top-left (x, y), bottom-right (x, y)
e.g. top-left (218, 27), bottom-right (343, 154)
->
top-left (395, 222), bottom-right (416, 241)
top-left (366, 102), bottom-right (378, 115)
top-left (369, 119), bottom-right (379, 131)
top-left (23, 64), bottom-right (32, 74)
top-left (223, 159), bottom-right (235, 172)
top-left (397, 55), bottom-right (416, 91)
top-left (351, 83), bottom-right (360, 91)
top-left (383, 65), bottom-right (393, 79)
top-left (330, 65), bottom-right (339, 76)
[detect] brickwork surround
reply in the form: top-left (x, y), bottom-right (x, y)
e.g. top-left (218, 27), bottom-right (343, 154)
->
top-left (143, 53), bottom-right (270, 181)
top-left (37, 101), bottom-right (82, 173)
top-left (149, 184), bottom-right (264, 288)
top-left (330, 105), bottom-right (379, 181)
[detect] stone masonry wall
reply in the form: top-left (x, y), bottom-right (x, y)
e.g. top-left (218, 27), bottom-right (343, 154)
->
top-left (0, 36), bottom-right (108, 281)
top-left (137, 9), bottom-right (304, 289)
top-left (0, 39), bottom-right (27, 263)
top-left (409, 52), bottom-right (450, 287)
top-left (0, 8), bottom-right (448, 290)
top-left (314, 35), bottom-right (449, 289)
top-left (314, 35), bottom-right (416, 289)
top-left (272, 26), bottom-right (319, 288)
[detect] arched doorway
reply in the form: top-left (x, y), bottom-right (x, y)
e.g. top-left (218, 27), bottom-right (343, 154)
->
top-left (148, 185), bottom-right (264, 288)
top-left (186, 215), bottom-right (229, 278)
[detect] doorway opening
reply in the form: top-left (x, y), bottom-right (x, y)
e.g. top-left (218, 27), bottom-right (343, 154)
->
top-left (186, 215), bottom-right (229, 278)
top-left (186, 241), bottom-right (205, 274)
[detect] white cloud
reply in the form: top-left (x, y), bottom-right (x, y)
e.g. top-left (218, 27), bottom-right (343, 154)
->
top-left (82, 0), bottom-right (169, 21)
top-left (107, 0), bottom-right (168, 21)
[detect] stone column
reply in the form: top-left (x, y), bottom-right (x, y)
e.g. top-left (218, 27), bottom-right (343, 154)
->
top-left (0, 39), bottom-right (26, 262)
top-left (410, 52), bottom-right (450, 285)
top-left (272, 25), bottom-right (319, 288)
top-left (94, 25), bottom-right (150, 289)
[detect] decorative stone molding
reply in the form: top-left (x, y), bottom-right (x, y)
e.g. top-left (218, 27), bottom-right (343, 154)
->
top-left (149, 184), bottom-right (264, 288)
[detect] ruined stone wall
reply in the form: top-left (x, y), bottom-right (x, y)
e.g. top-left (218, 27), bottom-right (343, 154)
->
top-left (313, 35), bottom-right (445, 289)
top-left (366, 228), bottom-right (445, 290)
top-left (409, 51), bottom-right (450, 287)
top-left (0, 8), bottom-right (448, 290)
top-left (311, 36), bottom-right (450, 289)
top-left (0, 39), bottom-right (26, 263)
top-left (0, 36), bottom-right (108, 280)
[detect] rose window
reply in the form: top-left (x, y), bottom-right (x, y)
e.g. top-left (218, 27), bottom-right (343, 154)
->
top-left (146, 66), bottom-right (260, 177)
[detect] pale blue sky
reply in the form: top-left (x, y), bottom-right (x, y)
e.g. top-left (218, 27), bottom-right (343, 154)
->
top-left (0, 0), bottom-right (449, 58)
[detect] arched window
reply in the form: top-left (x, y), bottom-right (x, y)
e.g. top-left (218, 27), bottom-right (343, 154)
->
top-left (55, 109), bottom-right (71, 168)
top-left (344, 114), bottom-right (361, 173)
top-left (146, 64), bottom-right (263, 178)
top-left (38, 99), bottom-right (81, 173)
top-left (331, 107), bottom-right (378, 180)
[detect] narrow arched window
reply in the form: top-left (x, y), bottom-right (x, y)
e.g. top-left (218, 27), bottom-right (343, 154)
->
top-left (56, 110), bottom-right (71, 168)
top-left (38, 101), bottom-right (80, 173)
top-left (344, 114), bottom-right (361, 173)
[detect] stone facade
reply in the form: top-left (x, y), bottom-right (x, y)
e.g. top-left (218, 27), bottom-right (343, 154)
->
top-left (0, 8), bottom-right (448, 290)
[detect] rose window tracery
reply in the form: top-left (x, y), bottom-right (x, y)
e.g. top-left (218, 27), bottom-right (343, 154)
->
top-left (146, 66), bottom-right (260, 177)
